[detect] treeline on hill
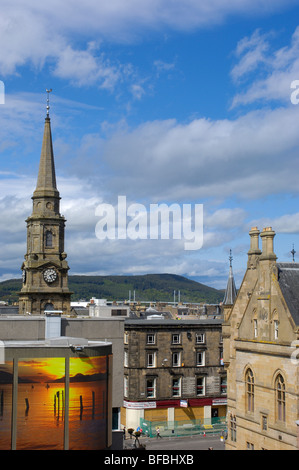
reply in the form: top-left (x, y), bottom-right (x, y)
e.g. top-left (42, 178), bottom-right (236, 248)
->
top-left (0, 273), bottom-right (224, 304)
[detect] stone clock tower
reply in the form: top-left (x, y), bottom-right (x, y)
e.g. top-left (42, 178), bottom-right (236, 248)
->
top-left (19, 95), bottom-right (72, 315)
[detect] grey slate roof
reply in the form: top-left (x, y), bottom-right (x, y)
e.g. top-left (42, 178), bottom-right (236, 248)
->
top-left (277, 263), bottom-right (299, 325)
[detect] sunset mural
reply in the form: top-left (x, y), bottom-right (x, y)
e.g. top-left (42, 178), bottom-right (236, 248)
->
top-left (0, 355), bottom-right (110, 450)
top-left (15, 356), bottom-right (107, 384)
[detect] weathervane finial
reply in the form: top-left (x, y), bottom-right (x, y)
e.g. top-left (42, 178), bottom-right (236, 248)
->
top-left (291, 244), bottom-right (296, 262)
top-left (229, 249), bottom-right (233, 268)
top-left (46, 88), bottom-right (52, 117)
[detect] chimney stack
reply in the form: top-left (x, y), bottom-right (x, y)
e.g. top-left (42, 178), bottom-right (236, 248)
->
top-left (260, 227), bottom-right (277, 261)
top-left (248, 227), bottom-right (261, 255)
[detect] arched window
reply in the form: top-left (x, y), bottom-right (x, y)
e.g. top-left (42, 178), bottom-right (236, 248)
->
top-left (45, 230), bottom-right (53, 247)
top-left (246, 368), bottom-right (254, 412)
top-left (275, 374), bottom-right (286, 422)
top-left (230, 414), bottom-right (237, 442)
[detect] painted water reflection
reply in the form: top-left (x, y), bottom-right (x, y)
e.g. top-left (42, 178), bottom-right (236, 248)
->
top-left (0, 356), bottom-right (108, 450)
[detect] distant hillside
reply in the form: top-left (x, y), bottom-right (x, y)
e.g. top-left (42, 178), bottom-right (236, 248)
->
top-left (0, 273), bottom-right (224, 304)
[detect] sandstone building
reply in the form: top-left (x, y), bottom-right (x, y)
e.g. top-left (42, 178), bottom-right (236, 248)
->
top-left (223, 227), bottom-right (299, 450)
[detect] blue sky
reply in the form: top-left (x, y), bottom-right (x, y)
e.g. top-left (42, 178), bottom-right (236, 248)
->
top-left (1, 0), bottom-right (299, 292)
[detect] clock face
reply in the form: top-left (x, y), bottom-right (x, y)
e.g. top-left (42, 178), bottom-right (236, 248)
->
top-left (43, 268), bottom-right (57, 283)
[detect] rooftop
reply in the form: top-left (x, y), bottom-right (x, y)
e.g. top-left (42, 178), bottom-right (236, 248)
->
top-left (277, 262), bottom-right (299, 325)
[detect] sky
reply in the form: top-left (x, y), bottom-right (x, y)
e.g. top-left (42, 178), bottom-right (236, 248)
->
top-left (1, 0), bottom-right (299, 292)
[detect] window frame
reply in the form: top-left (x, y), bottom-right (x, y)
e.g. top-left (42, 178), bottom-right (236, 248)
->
top-left (146, 377), bottom-right (156, 398)
top-left (246, 368), bottom-right (254, 413)
top-left (274, 320), bottom-right (279, 340)
top-left (196, 333), bottom-right (205, 344)
top-left (147, 351), bottom-right (157, 368)
top-left (147, 333), bottom-right (156, 345)
top-left (172, 377), bottom-right (181, 397)
top-left (172, 333), bottom-right (181, 345)
top-left (275, 374), bottom-right (286, 422)
top-left (196, 350), bottom-right (205, 367)
top-left (172, 351), bottom-right (181, 367)
top-left (196, 376), bottom-right (205, 396)
top-left (45, 230), bottom-right (53, 248)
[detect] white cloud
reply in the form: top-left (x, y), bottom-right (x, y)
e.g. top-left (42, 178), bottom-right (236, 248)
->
top-left (0, 1), bottom-right (295, 79)
top-left (52, 44), bottom-right (122, 89)
top-left (231, 29), bottom-right (271, 82)
top-left (98, 105), bottom-right (299, 202)
top-left (231, 26), bottom-right (299, 107)
top-left (251, 212), bottom-right (299, 234)
top-left (204, 208), bottom-right (247, 228)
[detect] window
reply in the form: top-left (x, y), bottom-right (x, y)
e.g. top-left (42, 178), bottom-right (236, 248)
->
top-left (254, 319), bottom-right (258, 338)
top-left (124, 376), bottom-right (129, 397)
top-left (146, 378), bottom-right (156, 398)
top-left (111, 309), bottom-right (127, 316)
top-left (274, 320), bottom-right (279, 340)
top-left (196, 333), bottom-right (205, 344)
top-left (147, 352), bottom-right (156, 368)
top-left (112, 408), bottom-right (120, 431)
top-left (124, 350), bottom-right (128, 367)
top-left (230, 414), bottom-right (237, 442)
top-left (246, 368), bottom-right (254, 412)
top-left (196, 377), bottom-right (205, 396)
top-left (147, 334), bottom-right (155, 344)
top-left (124, 332), bottom-right (128, 344)
top-left (246, 442), bottom-right (254, 450)
top-left (262, 415), bottom-right (268, 431)
top-left (196, 351), bottom-right (205, 366)
top-left (275, 374), bottom-right (286, 422)
top-left (172, 378), bottom-right (181, 397)
top-left (172, 334), bottom-right (181, 344)
top-left (220, 376), bottom-right (227, 395)
top-left (219, 348), bottom-right (223, 365)
top-left (45, 230), bottom-right (53, 247)
top-left (172, 352), bottom-right (181, 367)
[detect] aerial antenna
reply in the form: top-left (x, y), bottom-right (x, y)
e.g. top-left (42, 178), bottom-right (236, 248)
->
top-left (46, 88), bottom-right (52, 117)
top-left (291, 244), bottom-right (296, 262)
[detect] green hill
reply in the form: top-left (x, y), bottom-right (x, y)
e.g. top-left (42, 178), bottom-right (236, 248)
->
top-left (0, 273), bottom-right (224, 304)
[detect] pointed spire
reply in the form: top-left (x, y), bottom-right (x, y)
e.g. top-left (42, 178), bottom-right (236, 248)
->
top-left (223, 249), bottom-right (237, 305)
top-left (33, 90), bottom-right (59, 198)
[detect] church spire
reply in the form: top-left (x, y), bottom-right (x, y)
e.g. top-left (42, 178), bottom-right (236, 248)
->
top-left (19, 92), bottom-right (72, 315)
top-left (33, 89), bottom-right (58, 198)
top-left (223, 249), bottom-right (237, 306)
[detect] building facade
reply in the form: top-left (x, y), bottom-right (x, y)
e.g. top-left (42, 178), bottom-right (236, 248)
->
top-left (223, 227), bottom-right (299, 450)
top-left (19, 106), bottom-right (72, 315)
top-left (122, 318), bottom-right (226, 431)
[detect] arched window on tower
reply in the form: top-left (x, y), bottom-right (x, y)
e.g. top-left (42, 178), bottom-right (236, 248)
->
top-left (45, 230), bottom-right (53, 248)
top-left (246, 368), bottom-right (254, 413)
top-left (275, 374), bottom-right (286, 422)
